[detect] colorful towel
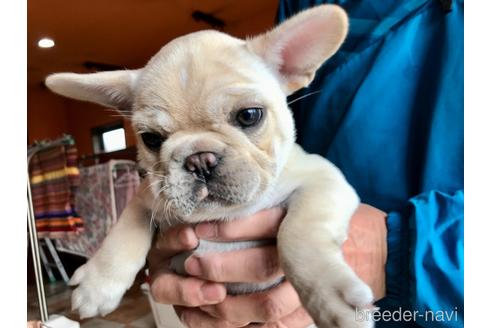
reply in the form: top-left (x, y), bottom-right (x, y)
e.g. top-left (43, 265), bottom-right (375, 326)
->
top-left (29, 145), bottom-right (83, 238)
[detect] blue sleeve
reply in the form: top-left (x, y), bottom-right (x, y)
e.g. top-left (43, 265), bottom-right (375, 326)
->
top-left (276, 1), bottom-right (464, 326)
top-left (385, 190), bottom-right (464, 327)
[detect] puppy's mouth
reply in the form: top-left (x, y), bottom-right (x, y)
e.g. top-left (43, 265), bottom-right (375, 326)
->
top-left (186, 155), bottom-right (240, 206)
top-left (152, 154), bottom-right (264, 219)
top-left (191, 177), bottom-right (235, 206)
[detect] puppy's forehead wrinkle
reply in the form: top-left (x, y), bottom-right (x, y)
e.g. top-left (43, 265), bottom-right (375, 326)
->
top-left (143, 91), bottom-right (172, 109)
top-left (132, 108), bottom-right (176, 133)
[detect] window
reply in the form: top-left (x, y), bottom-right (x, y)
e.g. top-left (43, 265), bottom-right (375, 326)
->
top-left (102, 128), bottom-right (126, 152)
top-left (92, 122), bottom-right (126, 153)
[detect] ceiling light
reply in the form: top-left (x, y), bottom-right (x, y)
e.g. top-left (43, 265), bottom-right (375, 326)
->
top-left (38, 38), bottom-right (55, 48)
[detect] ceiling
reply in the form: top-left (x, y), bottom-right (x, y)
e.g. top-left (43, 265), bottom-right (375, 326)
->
top-left (28, 0), bottom-right (278, 87)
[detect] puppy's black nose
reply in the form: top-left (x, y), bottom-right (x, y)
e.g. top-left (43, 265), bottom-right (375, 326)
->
top-left (184, 152), bottom-right (218, 180)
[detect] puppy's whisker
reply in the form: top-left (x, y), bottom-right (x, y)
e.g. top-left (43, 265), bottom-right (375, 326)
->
top-left (150, 196), bottom-right (164, 231)
top-left (105, 112), bottom-right (131, 117)
top-left (150, 184), bottom-right (169, 230)
top-left (142, 171), bottom-right (162, 180)
top-left (162, 201), bottom-right (172, 228)
top-left (143, 177), bottom-right (164, 194)
top-left (287, 90), bottom-right (322, 105)
top-left (149, 198), bottom-right (158, 231)
top-left (167, 199), bottom-right (183, 225)
top-left (108, 115), bottom-right (132, 120)
top-left (146, 161), bottom-right (167, 177)
top-left (163, 200), bottom-right (172, 229)
top-left (147, 171), bottom-right (166, 179)
top-left (103, 108), bottom-right (132, 120)
top-left (156, 192), bottom-right (178, 227)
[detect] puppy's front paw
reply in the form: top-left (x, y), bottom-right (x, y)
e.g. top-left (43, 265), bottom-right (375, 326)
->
top-left (323, 277), bottom-right (373, 328)
top-left (69, 262), bottom-right (132, 319)
top-left (300, 261), bottom-right (374, 328)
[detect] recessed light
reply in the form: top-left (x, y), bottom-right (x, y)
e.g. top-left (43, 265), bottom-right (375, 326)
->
top-left (38, 38), bottom-right (55, 48)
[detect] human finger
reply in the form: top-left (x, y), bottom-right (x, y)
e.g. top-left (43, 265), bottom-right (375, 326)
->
top-left (150, 271), bottom-right (226, 306)
top-left (200, 281), bottom-right (300, 323)
top-left (195, 207), bottom-right (286, 241)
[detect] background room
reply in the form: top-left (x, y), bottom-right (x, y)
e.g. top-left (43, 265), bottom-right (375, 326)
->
top-left (27, 1), bottom-right (278, 327)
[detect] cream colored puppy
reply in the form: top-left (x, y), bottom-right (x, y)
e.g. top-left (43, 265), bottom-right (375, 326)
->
top-left (46, 5), bottom-right (373, 328)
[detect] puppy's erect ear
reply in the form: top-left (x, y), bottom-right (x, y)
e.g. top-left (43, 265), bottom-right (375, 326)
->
top-left (45, 69), bottom-right (141, 111)
top-left (247, 4), bottom-right (348, 95)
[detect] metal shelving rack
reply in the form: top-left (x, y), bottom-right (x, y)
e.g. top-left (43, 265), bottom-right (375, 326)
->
top-left (27, 135), bottom-right (75, 322)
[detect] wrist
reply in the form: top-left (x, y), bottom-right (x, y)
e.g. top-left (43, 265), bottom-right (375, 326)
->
top-left (342, 204), bottom-right (388, 300)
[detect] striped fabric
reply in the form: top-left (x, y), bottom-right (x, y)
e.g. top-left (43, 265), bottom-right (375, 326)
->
top-left (29, 145), bottom-right (83, 238)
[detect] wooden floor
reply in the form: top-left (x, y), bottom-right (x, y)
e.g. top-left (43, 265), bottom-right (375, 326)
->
top-left (27, 278), bottom-right (156, 327)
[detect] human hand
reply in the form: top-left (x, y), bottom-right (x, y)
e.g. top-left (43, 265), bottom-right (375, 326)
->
top-left (148, 204), bottom-right (387, 327)
top-left (343, 204), bottom-right (387, 301)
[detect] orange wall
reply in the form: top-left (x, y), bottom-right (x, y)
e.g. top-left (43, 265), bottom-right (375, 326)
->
top-left (28, 86), bottom-right (69, 143)
top-left (65, 100), bottom-right (136, 156)
top-left (28, 85), bottom-right (137, 157)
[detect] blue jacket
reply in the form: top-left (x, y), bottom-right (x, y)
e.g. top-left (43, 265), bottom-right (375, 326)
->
top-left (277, 1), bottom-right (464, 327)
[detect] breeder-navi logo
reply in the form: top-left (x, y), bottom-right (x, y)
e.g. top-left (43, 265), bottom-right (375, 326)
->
top-left (355, 307), bottom-right (460, 323)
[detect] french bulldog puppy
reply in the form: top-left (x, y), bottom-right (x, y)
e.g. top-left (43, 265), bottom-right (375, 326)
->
top-left (46, 5), bottom-right (373, 328)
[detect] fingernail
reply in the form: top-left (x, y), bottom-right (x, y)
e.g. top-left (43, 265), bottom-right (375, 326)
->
top-left (200, 283), bottom-right (224, 303)
top-left (195, 223), bottom-right (217, 239)
top-left (184, 256), bottom-right (202, 276)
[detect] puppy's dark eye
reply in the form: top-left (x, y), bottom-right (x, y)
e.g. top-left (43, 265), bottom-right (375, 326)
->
top-left (236, 108), bottom-right (263, 128)
top-left (141, 132), bottom-right (164, 151)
